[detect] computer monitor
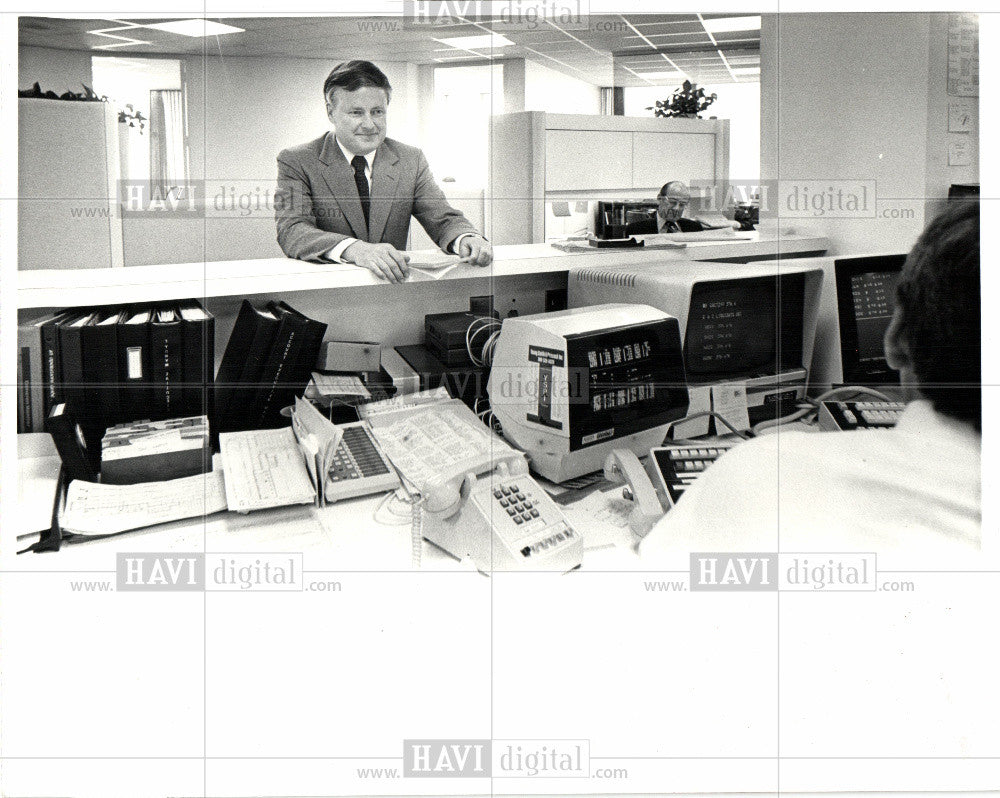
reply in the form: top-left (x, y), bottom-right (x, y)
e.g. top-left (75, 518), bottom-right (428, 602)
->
top-left (567, 261), bottom-right (824, 428)
top-left (487, 304), bottom-right (689, 483)
top-left (789, 254), bottom-right (906, 391)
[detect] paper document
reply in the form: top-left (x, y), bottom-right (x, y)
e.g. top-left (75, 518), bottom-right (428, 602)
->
top-left (290, 396), bottom-right (344, 504)
top-left (659, 229), bottom-right (753, 243)
top-left (60, 468), bottom-right (228, 536)
top-left (310, 372), bottom-right (371, 399)
top-left (369, 406), bottom-right (511, 490)
top-left (712, 382), bottom-right (751, 433)
top-left (356, 387), bottom-right (452, 419)
top-left (219, 427), bottom-right (317, 513)
top-left (630, 234), bottom-right (688, 248)
top-left (406, 250), bottom-right (462, 269)
top-left (410, 263), bottom-right (465, 280)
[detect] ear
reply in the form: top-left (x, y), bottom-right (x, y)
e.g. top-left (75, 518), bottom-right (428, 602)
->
top-left (883, 307), bottom-right (911, 372)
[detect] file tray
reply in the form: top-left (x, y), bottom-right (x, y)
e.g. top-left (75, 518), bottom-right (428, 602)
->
top-left (101, 415), bottom-right (210, 485)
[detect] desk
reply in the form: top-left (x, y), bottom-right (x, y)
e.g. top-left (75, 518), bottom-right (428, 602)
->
top-left (11, 434), bottom-right (641, 573)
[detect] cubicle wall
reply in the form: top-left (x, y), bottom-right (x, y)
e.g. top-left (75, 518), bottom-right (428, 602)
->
top-left (18, 98), bottom-right (124, 270)
top-left (490, 111), bottom-right (730, 245)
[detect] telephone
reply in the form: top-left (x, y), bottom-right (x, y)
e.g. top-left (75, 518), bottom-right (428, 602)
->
top-left (604, 440), bottom-right (742, 536)
top-left (364, 397), bottom-right (582, 573)
top-left (421, 452), bottom-right (582, 574)
top-left (603, 449), bottom-right (667, 537)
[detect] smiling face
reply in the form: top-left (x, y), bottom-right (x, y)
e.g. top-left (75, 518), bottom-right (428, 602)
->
top-left (327, 86), bottom-right (388, 156)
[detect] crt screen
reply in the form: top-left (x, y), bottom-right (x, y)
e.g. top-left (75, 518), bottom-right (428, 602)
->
top-left (684, 274), bottom-right (805, 379)
top-left (850, 270), bottom-right (900, 365)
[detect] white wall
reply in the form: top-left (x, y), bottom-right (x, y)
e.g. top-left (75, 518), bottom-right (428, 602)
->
top-left (524, 60), bottom-right (601, 115)
top-left (18, 45), bottom-right (93, 94)
top-left (760, 13), bottom-right (977, 257)
top-left (624, 82), bottom-right (760, 182)
top-left (924, 12), bottom-right (980, 222)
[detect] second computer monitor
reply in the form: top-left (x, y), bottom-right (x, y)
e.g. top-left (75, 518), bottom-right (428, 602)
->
top-left (786, 253), bottom-right (907, 391)
top-left (567, 260), bottom-right (824, 428)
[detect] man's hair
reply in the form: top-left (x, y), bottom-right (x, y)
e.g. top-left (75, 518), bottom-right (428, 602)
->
top-left (657, 180), bottom-right (688, 199)
top-left (323, 60), bottom-right (392, 105)
top-left (895, 199), bottom-right (980, 430)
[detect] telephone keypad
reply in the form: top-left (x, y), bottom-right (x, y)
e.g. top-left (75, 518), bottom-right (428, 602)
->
top-left (484, 477), bottom-right (577, 559)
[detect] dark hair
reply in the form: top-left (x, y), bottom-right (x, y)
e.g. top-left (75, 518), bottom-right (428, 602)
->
top-left (323, 60), bottom-right (392, 105)
top-left (895, 199), bottom-right (980, 430)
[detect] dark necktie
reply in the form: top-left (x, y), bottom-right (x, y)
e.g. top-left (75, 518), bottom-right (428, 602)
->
top-left (351, 155), bottom-right (370, 230)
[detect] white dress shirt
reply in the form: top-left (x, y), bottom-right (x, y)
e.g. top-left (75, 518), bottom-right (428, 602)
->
top-left (325, 137), bottom-right (472, 264)
top-left (639, 400), bottom-right (982, 567)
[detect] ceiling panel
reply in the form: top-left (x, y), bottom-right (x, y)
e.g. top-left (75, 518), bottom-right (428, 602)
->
top-left (20, 14), bottom-right (759, 87)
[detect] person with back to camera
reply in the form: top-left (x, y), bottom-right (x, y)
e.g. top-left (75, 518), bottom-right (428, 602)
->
top-left (275, 60), bottom-right (492, 283)
top-left (640, 199), bottom-right (981, 560)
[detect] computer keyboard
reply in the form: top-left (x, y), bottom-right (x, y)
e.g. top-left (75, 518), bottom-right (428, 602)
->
top-left (818, 400), bottom-right (906, 431)
top-left (649, 440), bottom-right (739, 505)
top-left (324, 422), bottom-right (400, 502)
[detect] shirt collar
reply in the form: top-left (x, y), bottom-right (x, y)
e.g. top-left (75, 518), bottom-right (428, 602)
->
top-left (894, 398), bottom-right (981, 447)
top-left (335, 136), bottom-right (375, 171)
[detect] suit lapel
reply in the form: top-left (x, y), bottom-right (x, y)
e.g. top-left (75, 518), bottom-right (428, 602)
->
top-left (368, 141), bottom-right (399, 247)
top-left (317, 133), bottom-right (368, 240)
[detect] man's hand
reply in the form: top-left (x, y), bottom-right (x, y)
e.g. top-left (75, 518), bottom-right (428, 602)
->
top-left (343, 241), bottom-right (411, 283)
top-left (458, 235), bottom-right (493, 266)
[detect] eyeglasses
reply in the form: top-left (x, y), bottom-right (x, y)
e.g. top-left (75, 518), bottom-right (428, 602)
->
top-left (659, 198), bottom-right (689, 209)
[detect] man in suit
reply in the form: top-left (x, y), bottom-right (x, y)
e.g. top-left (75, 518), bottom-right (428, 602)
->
top-left (276, 60), bottom-right (492, 283)
top-left (656, 180), bottom-right (738, 233)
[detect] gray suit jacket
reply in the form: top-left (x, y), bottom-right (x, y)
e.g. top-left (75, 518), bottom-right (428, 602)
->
top-left (275, 133), bottom-right (478, 262)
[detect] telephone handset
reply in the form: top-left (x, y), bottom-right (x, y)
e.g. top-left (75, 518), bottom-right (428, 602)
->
top-left (420, 452), bottom-right (583, 574)
top-left (603, 449), bottom-right (670, 537)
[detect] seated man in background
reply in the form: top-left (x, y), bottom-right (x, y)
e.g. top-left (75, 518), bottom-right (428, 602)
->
top-left (275, 60), bottom-right (491, 283)
top-left (640, 200), bottom-right (981, 559)
top-left (656, 180), bottom-right (737, 233)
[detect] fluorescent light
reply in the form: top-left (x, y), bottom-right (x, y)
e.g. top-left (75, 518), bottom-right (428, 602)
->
top-left (732, 67), bottom-right (761, 75)
top-left (434, 33), bottom-right (515, 50)
top-left (635, 71), bottom-right (686, 82)
top-left (702, 16), bottom-right (761, 34)
top-left (144, 20), bottom-right (244, 37)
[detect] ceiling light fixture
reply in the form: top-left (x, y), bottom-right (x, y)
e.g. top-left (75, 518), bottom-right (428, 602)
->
top-left (434, 33), bottom-right (515, 49)
top-left (701, 16), bottom-right (762, 34)
top-left (143, 20), bottom-right (245, 37)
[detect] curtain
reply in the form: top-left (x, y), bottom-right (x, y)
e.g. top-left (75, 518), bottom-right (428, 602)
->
top-left (149, 89), bottom-right (187, 200)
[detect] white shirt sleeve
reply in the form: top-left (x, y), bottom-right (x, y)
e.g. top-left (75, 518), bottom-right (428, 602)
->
top-left (325, 238), bottom-right (359, 263)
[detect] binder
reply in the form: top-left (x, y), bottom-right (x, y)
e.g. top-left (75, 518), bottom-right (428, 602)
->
top-left (58, 310), bottom-right (96, 436)
top-left (177, 300), bottom-right (215, 420)
top-left (150, 306), bottom-right (184, 420)
top-left (249, 305), bottom-right (310, 428)
top-left (81, 308), bottom-right (125, 439)
top-left (17, 311), bottom-right (64, 432)
top-left (214, 300), bottom-right (279, 433)
top-left (270, 300), bottom-right (328, 381)
top-left (46, 401), bottom-right (98, 483)
top-left (118, 307), bottom-right (152, 424)
top-left (40, 310), bottom-right (70, 416)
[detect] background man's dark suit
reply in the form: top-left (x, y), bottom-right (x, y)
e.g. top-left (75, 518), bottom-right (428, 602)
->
top-left (275, 132), bottom-right (477, 262)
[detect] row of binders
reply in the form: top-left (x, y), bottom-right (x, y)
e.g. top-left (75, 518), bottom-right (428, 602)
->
top-left (17, 297), bottom-right (328, 447)
top-left (213, 300), bottom-right (328, 433)
top-left (17, 301), bottom-right (214, 447)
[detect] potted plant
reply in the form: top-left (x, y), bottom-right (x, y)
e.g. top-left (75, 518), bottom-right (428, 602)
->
top-left (647, 80), bottom-right (718, 119)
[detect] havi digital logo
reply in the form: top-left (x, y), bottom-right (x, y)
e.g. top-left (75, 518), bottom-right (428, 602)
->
top-left (690, 552), bottom-right (778, 591)
top-left (403, 739), bottom-right (491, 777)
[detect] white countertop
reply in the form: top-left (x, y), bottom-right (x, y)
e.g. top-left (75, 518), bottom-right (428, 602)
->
top-left (17, 234), bottom-right (829, 310)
